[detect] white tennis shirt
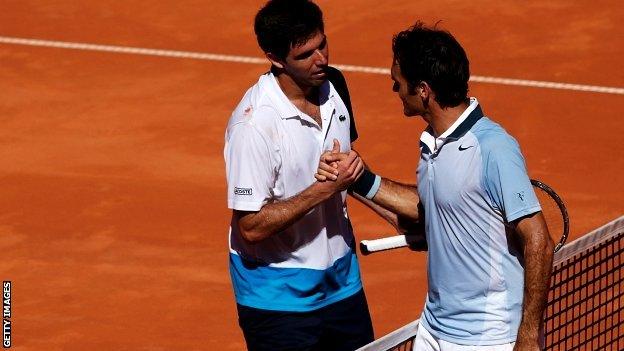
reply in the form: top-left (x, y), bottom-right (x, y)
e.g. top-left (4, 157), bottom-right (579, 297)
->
top-left (224, 71), bottom-right (362, 312)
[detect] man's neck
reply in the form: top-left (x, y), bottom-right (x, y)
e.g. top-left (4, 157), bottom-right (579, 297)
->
top-left (274, 70), bottom-right (323, 125)
top-left (429, 101), bottom-right (470, 137)
top-left (274, 71), bottom-right (318, 103)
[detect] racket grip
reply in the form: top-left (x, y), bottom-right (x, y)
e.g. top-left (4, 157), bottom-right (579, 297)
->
top-left (360, 235), bottom-right (409, 255)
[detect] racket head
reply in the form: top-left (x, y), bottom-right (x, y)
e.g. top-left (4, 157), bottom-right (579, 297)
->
top-left (530, 179), bottom-right (569, 252)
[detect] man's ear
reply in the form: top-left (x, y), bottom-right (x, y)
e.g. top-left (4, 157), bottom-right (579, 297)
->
top-left (419, 81), bottom-right (431, 99)
top-left (266, 52), bottom-right (285, 69)
top-left (419, 81), bottom-right (433, 108)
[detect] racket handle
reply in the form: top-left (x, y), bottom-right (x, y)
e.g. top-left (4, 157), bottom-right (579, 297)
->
top-left (360, 235), bottom-right (409, 255)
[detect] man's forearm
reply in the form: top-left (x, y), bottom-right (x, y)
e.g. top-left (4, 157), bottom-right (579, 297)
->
top-left (236, 181), bottom-right (335, 242)
top-left (238, 149), bottom-right (363, 242)
top-left (518, 241), bottom-right (553, 339)
top-left (350, 191), bottom-right (400, 229)
top-left (515, 213), bottom-right (554, 347)
top-left (370, 178), bottom-right (420, 221)
top-left (316, 150), bottom-right (419, 220)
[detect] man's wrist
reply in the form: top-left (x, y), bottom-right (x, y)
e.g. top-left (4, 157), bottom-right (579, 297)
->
top-left (349, 169), bottom-right (381, 199)
top-left (516, 320), bottom-right (542, 342)
top-left (314, 179), bottom-right (339, 200)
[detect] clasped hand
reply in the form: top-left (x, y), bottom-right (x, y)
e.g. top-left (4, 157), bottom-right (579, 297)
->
top-left (315, 139), bottom-right (364, 191)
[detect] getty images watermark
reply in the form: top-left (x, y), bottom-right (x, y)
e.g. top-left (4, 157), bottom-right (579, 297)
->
top-left (3, 281), bottom-right (10, 348)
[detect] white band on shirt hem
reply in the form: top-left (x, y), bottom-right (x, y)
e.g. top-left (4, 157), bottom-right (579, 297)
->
top-left (365, 175), bottom-right (382, 199)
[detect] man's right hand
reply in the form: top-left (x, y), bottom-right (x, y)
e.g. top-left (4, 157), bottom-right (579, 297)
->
top-left (316, 139), bottom-right (364, 191)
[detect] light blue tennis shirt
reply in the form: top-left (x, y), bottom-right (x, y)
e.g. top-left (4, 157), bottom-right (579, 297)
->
top-left (418, 98), bottom-right (541, 345)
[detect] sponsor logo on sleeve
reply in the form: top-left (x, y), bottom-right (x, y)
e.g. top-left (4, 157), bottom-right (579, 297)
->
top-left (234, 187), bottom-right (253, 196)
top-left (517, 191), bottom-right (525, 201)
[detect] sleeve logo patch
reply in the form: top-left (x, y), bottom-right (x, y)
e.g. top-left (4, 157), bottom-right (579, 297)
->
top-left (517, 191), bottom-right (525, 201)
top-left (234, 187), bottom-right (253, 196)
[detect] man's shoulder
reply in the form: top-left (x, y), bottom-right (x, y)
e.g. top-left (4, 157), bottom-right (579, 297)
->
top-left (228, 75), bottom-right (283, 132)
top-left (229, 102), bottom-right (281, 129)
top-left (325, 66), bottom-right (349, 98)
top-left (471, 117), bottom-right (519, 154)
top-left (226, 106), bottom-right (282, 149)
top-left (326, 66), bottom-right (346, 85)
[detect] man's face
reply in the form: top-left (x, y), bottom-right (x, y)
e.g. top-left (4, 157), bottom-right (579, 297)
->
top-left (282, 30), bottom-right (329, 88)
top-left (391, 62), bottom-right (423, 117)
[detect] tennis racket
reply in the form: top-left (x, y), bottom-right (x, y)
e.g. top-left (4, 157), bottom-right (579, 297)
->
top-left (360, 178), bottom-right (569, 255)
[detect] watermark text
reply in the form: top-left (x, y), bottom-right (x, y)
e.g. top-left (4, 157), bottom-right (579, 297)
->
top-left (3, 281), bottom-right (11, 348)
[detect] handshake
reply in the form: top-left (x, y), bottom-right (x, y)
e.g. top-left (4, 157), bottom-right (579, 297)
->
top-left (315, 139), bottom-right (374, 196)
top-left (315, 139), bottom-right (364, 191)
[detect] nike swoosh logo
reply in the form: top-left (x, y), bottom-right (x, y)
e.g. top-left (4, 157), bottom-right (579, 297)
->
top-left (458, 145), bottom-right (474, 151)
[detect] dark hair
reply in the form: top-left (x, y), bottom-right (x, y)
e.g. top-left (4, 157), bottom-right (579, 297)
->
top-left (254, 0), bottom-right (324, 60)
top-left (392, 22), bottom-right (469, 108)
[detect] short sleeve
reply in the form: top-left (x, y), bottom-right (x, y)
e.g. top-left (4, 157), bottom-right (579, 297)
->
top-left (483, 136), bottom-right (541, 223)
top-left (225, 122), bottom-right (277, 211)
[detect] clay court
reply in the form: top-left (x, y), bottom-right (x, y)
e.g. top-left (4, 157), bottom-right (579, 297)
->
top-left (1, 1), bottom-right (623, 350)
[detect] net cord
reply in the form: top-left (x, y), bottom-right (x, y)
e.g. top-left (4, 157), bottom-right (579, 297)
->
top-left (355, 320), bottom-right (420, 351)
top-left (553, 215), bottom-right (624, 266)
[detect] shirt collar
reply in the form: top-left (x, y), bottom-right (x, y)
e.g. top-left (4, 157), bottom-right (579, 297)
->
top-left (420, 97), bottom-right (484, 154)
top-left (261, 72), bottom-right (334, 122)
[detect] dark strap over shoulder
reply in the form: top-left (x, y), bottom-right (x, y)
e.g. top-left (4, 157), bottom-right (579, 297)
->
top-left (326, 66), bottom-right (358, 142)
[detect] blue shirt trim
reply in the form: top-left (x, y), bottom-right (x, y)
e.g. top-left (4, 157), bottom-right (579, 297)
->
top-left (229, 250), bottom-right (363, 312)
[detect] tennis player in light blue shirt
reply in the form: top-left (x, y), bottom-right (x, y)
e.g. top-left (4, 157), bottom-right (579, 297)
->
top-left (316, 22), bottom-right (554, 351)
top-left (417, 98), bottom-right (541, 346)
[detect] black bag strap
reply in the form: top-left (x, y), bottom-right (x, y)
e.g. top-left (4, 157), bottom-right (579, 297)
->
top-left (326, 66), bottom-right (358, 142)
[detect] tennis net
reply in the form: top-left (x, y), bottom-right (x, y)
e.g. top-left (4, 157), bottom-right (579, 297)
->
top-left (357, 215), bottom-right (624, 351)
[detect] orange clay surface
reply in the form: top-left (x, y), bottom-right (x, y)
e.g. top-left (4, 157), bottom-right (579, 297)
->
top-left (1, 1), bottom-right (623, 350)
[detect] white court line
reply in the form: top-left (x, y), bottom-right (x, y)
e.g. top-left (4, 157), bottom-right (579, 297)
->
top-left (1, 36), bottom-right (624, 95)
